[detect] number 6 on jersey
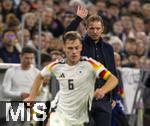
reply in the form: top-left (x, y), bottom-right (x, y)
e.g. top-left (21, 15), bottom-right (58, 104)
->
top-left (68, 79), bottom-right (74, 90)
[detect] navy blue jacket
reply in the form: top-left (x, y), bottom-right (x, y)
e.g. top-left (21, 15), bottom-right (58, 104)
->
top-left (0, 46), bottom-right (20, 63)
top-left (65, 16), bottom-right (117, 112)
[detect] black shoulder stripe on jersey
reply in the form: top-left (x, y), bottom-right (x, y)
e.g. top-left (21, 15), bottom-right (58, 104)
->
top-left (80, 56), bottom-right (88, 61)
top-left (58, 59), bottom-right (66, 64)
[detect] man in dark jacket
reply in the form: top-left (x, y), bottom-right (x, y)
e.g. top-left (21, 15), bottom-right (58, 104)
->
top-left (64, 6), bottom-right (118, 126)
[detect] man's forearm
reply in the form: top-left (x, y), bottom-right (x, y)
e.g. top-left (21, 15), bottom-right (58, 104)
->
top-left (3, 88), bottom-right (22, 99)
top-left (29, 74), bottom-right (44, 100)
top-left (100, 74), bottom-right (118, 94)
top-left (64, 16), bottom-right (82, 33)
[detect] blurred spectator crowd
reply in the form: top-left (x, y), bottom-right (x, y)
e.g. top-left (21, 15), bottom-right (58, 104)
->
top-left (0, 0), bottom-right (150, 70)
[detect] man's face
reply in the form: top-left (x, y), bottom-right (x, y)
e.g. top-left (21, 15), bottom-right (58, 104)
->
top-left (3, 32), bottom-right (17, 46)
top-left (86, 21), bottom-right (103, 41)
top-left (21, 53), bottom-right (34, 69)
top-left (2, 0), bottom-right (12, 10)
top-left (121, 16), bottom-right (132, 30)
top-left (23, 30), bottom-right (30, 45)
top-left (63, 39), bottom-right (82, 65)
top-left (25, 14), bottom-right (36, 28)
top-left (20, 1), bottom-right (31, 13)
top-left (42, 11), bottom-right (53, 25)
top-left (113, 21), bottom-right (123, 34)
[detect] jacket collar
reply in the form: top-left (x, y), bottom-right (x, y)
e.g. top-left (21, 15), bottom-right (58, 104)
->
top-left (84, 34), bottom-right (103, 46)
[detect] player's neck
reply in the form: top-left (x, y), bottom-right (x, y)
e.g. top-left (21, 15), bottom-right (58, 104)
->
top-left (66, 60), bottom-right (79, 66)
top-left (21, 64), bottom-right (31, 70)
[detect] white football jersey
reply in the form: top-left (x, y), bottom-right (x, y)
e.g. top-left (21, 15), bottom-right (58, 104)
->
top-left (40, 57), bottom-right (111, 125)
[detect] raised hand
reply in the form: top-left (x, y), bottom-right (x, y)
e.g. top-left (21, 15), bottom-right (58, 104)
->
top-left (76, 5), bottom-right (88, 19)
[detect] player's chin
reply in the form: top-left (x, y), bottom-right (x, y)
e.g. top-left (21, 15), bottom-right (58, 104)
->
top-left (91, 35), bottom-right (100, 40)
top-left (71, 58), bottom-right (79, 63)
top-left (71, 56), bottom-right (77, 60)
top-left (71, 59), bottom-right (78, 63)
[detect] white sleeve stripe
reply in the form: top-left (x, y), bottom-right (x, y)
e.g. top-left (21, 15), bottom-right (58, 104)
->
top-left (96, 67), bottom-right (106, 77)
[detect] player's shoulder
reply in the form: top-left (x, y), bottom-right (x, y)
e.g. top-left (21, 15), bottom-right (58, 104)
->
top-left (8, 65), bottom-right (20, 71)
top-left (47, 59), bottom-right (65, 68)
top-left (80, 56), bottom-right (101, 67)
top-left (5, 65), bottom-right (20, 75)
top-left (80, 56), bottom-right (99, 64)
top-left (58, 59), bottom-right (66, 64)
top-left (30, 66), bottom-right (40, 73)
top-left (80, 56), bottom-right (89, 61)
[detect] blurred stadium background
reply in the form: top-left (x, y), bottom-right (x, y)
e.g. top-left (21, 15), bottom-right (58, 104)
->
top-left (0, 0), bottom-right (150, 126)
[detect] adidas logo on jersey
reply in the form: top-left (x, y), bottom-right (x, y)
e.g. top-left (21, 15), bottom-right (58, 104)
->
top-left (59, 73), bottom-right (65, 78)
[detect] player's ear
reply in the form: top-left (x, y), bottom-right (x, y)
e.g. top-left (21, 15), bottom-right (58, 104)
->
top-left (63, 44), bottom-right (66, 52)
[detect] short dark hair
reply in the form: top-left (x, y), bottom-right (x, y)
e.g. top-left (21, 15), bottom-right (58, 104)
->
top-left (21, 46), bottom-right (36, 55)
top-left (41, 53), bottom-right (52, 65)
top-left (63, 31), bottom-right (82, 44)
top-left (86, 15), bottom-right (104, 27)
